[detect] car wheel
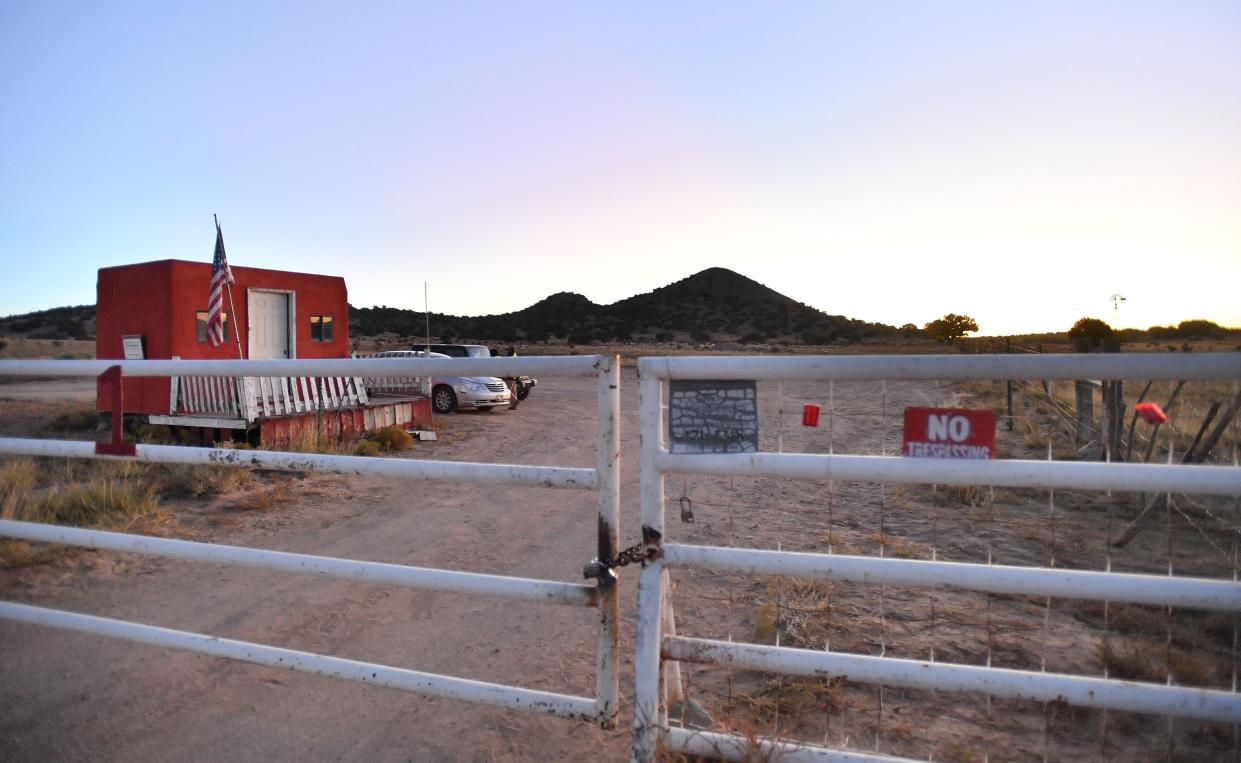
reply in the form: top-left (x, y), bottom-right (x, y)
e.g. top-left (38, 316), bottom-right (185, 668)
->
top-left (432, 385), bottom-right (457, 414)
top-left (516, 386), bottom-right (530, 401)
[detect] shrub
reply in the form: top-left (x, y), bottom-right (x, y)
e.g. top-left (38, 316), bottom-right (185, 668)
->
top-left (654, 331), bottom-right (674, 343)
top-left (156, 463), bottom-right (253, 497)
top-left (368, 425), bottom-right (412, 452)
top-left (1177, 319), bottom-right (1225, 339)
top-left (44, 408), bottom-right (100, 434)
top-left (136, 423), bottom-right (173, 444)
top-left (353, 439), bottom-right (382, 457)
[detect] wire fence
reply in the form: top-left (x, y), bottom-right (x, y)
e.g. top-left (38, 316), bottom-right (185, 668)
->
top-left (656, 366), bottom-right (1241, 761)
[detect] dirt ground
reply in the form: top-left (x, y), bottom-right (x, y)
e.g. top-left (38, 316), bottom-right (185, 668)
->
top-left (1, 365), bottom-right (1239, 761)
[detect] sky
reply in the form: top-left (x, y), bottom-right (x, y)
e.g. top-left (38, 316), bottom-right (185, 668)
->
top-left (2, 1), bottom-right (1239, 336)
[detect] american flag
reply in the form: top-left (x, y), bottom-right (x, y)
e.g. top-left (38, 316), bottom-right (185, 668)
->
top-left (206, 221), bottom-right (234, 347)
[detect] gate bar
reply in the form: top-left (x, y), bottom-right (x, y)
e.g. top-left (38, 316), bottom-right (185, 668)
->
top-left (664, 636), bottom-right (1241, 724)
top-left (639, 353), bottom-right (1241, 381)
top-left (657, 451), bottom-right (1241, 496)
top-left (0, 438), bottom-right (596, 491)
top-left (665, 726), bottom-right (916, 763)
top-left (0, 601), bottom-right (599, 722)
top-left (663, 543), bottom-right (1241, 611)
top-left (0, 520), bottom-right (595, 607)
top-left (0, 355), bottom-right (603, 378)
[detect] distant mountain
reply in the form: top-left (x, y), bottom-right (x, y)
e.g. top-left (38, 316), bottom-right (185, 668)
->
top-left (0, 268), bottom-right (893, 346)
top-left (352, 267), bottom-right (895, 345)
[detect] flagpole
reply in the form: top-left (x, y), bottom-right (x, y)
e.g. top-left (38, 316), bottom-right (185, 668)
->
top-left (226, 282), bottom-right (244, 360)
top-left (215, 215), bottom-right (245, 360)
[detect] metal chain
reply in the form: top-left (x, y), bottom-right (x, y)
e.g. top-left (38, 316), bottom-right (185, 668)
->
top-left (596, 543), bottom-right (649, 570)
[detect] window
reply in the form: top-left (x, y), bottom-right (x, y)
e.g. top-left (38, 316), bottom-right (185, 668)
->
top-left (310, 314), bottom-right (334, 342)
top-left (195, 310), bottom-right (228, 343)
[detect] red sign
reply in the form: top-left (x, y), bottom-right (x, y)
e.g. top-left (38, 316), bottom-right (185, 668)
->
top-left (802, 404), bottom-right (821, 427)
top-left (902, 407), bottom-right (995, 459)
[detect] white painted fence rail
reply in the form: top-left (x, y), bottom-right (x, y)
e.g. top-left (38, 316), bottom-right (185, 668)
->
top-left (632, 353), bottom-right (1241, 763)
top-left (0, 354), bottom-right (622, 731)
top-left (0, 520), bottom-right (596, 607)
top-left (0, 602), bottom-right (600, 721)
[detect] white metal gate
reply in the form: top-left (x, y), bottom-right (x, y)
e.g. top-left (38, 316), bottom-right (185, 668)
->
top-left (632, 353), bottom-right (1241, 762)
top-left (0, 354), bottom-right (621, 727)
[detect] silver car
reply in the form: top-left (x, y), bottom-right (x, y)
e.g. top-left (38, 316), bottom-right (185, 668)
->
top-left (374, 351), bottom-right (511, 413)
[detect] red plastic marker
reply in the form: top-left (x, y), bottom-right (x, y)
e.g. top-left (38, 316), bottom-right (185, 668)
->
top-left (802, 404), bottom-right (820, 427)
top-left (1135, 402), bottom-right (1168, 424)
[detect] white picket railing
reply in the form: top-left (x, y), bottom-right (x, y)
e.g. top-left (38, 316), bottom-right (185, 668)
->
top-left (631, 353), bottom-right (1241, 763)
top-left (170, 374), bottom-right (370, 422)
top-left (0, 354), bottom-right (622, 728)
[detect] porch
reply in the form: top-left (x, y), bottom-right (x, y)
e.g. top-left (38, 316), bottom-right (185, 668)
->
top-left (149, 374), bottom-right (431, 446)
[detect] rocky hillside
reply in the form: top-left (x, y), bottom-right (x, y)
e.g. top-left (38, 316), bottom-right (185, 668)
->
top-left (351, 267), bottom-right (894, 345)
top-left (0, 305), bottom-right (94, 340)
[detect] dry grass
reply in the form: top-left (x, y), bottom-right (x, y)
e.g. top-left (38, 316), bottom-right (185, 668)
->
top-left (1, 455), bottom-right (175, 567)
top-left (228, 479), bottom-right (296, 512)
top-left (157, 463), bottom-right (254, 498)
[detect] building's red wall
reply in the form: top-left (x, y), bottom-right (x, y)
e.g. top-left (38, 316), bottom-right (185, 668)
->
top-left (96, 259), bottom-right (350, 415)
top-left (96, 261), bottom-right (175, 413)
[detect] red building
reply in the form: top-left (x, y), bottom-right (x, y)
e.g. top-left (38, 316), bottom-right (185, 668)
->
top-left (96, 259), bottom-right (429, 444)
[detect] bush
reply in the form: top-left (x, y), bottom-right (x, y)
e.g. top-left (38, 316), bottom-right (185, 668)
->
top-left (137, 424), bottom-right (173, 444)
top-left (156, 463), bottom-right (252, 497)
top-left (353, 439), bottom-right (382, 457)
top-left (1177, 319), bottom-right (1225, 339)
top-left (44, 408), bottom-right (100, 435)
top-left (738, 332), bottom-right (767, 344)
top-left (654, 331), bottom-right (674, 343)
top-left (367, 425), bottom-right (412, 452)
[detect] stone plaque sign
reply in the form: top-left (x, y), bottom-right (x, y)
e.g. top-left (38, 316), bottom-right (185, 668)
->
top-left (668, 380), bottom-right (759, 454)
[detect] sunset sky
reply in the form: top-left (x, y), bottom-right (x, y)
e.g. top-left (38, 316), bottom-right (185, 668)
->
top-left (2, 2), bottom-right (1238, 335)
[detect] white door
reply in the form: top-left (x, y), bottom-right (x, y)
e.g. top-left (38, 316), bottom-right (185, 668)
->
top-left (248, 291), bottom-right (290, 359)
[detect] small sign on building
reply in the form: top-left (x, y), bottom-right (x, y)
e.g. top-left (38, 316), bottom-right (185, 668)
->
top-left (902, 407), bottom-right (996, 459)
top-left (668, 380), bottom-right (759, 454)
top-left (121, 335), bottom-right (145, 360)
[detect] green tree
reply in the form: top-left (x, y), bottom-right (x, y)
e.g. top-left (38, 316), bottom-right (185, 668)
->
top-left (1177, 319), bottom-right (1224, 339)
top-left (923, 314), bottom-right (979, 343)
top-left (1068, 317), bottom-right (1115, 341)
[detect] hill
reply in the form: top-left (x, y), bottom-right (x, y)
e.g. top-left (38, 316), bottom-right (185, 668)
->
top-left (350, 267), bottom-right (895, 345)
top-left (0, 305), bottom-right (94, 341)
